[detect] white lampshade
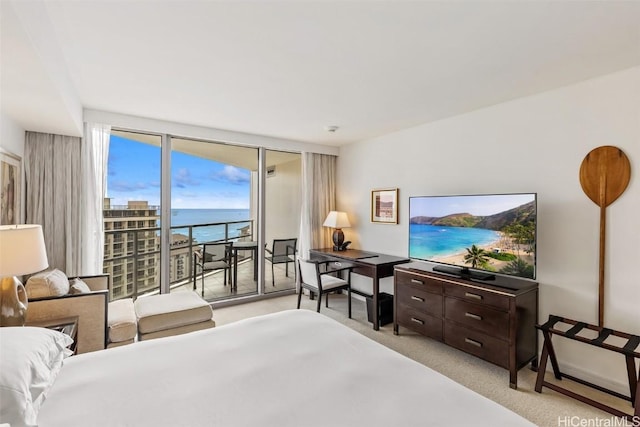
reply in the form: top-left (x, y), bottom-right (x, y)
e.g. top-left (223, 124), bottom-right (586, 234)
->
top-left (323, 211), bottom-right (351, 229)
top-left (0, 224), bottom-right (49, 276)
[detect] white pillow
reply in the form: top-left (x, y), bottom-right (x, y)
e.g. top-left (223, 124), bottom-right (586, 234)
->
top-left (0, 327), bottom-right (73, 426)
top-left (26, 269), bottom-right (70, 299)
top-left (69, 278), bottom-right (91, 294)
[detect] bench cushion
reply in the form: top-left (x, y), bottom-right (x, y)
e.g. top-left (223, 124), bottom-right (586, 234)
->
top-left (108, 298), bottom-right (137, 344)
top-left (135, 291), bottom-right (213, 334)
top-left (138, 319), bottom-right (216, 341)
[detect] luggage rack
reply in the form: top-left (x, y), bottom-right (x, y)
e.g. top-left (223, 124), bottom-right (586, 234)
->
top-left (535, 315), bottom-right (640, 418)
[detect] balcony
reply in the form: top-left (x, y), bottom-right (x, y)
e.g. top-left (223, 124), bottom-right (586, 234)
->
top-left (103, 220), bottom-right (296, 302)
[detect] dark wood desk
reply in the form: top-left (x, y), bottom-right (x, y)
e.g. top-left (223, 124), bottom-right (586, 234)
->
top-left (309, 248), bottom-right (410, 330)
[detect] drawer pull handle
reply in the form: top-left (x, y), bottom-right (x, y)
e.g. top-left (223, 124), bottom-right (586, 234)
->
top-left (410, 279), bottom-right (424, 285)
top-left (465, 338), bottom-right (483, 348)
top-left (465, 292), bottom-right (483, 300)
top-left (410, 317), bottom-right (425, 325)
top-left (411, 295), bottom-right (425, 302)
top-left (465, 312), bottom-right (482, 321)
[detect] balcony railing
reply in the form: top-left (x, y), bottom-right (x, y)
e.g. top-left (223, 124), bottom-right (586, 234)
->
top-left (104, 219), bottom-right (254, 301)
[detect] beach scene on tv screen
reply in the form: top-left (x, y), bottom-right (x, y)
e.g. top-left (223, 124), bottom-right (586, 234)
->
top-left (409, 194), bottom-right (536, 279)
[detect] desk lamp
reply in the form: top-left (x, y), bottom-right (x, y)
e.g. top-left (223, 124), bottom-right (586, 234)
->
top-left (0, 224), bottom-right (49, 326)
top-left (323, 211), bottom-right (351, 251)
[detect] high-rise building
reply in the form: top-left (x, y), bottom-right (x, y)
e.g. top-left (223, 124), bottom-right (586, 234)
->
top-left (103, 199), bottom-right (160, 299)
top-left (103, 199), bottom-right (195, 300)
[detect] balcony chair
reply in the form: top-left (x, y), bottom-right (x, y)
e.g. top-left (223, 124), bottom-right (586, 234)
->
top-left (193, 242), bottom-right (233, 297)
top-left (265, 238), bottom-right (297, 286)
top-left (296, 258), bottom-right (352, 317)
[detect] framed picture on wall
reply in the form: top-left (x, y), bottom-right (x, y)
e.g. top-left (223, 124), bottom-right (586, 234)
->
top-left (371, 188), bottom-right (398, 224)
top-left (0, 150), bottom-right (21, 225)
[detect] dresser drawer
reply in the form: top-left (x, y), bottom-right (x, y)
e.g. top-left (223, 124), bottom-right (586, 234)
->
top-left (396, 285), bottom-right (443, 317)
top-left (444, 298), bottom-right (509, 340)
top-left (444, 322), bottom-right (508, 369)
top-left (444, 283), bottom-right (509, 311)
top-left (397, 306), bottom-right (442, 341)
top-left (395, 271), bottom-right (443, 295)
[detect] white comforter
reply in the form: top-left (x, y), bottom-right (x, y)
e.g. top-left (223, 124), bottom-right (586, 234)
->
top-left (38, 309), bottom-right (534, 426)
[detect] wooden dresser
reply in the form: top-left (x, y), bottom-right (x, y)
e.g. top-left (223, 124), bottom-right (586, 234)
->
top-left (394, 263), bottom-right (538, 389)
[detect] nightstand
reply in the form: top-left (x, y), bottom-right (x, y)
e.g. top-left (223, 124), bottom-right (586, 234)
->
top-left (26, 316), bottom-right (79, 355)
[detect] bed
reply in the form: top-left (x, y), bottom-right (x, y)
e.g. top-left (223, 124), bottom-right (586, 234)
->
top-left (2, 310), bottom-right (534, 426)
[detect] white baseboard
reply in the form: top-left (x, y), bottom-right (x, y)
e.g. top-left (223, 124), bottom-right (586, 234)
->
top-left (545, 360), bottom-right (632, 396)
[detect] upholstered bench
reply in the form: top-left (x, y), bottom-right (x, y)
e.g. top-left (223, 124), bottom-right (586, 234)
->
top-left (134, 291), bottom-right (215, 341)
top-left (107, 298), bottom-right (137, 348)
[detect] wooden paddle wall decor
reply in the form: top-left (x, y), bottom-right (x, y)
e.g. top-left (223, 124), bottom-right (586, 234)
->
top-left (579, 145), bottom-right (631, 327)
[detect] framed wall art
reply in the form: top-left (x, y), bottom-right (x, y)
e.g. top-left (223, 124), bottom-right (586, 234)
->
top-left (371, 188), bottom-right (398, 224)
top-left (0, 150), bottom-right (21, 225)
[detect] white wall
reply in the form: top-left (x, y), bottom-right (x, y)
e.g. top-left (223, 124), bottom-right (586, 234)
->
top-left (265, 157), bottom-right (302, 244)
top-left (1, 112), bottom-right (25, 157)
top-left (337, 66), bottom-right (639, 392)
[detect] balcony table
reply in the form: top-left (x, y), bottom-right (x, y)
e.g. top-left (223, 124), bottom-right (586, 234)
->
top-left (231, 241), bottom-right (258, 291)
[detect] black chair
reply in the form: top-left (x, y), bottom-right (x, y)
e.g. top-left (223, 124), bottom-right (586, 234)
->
top-left (193, 242), bottom-right (232, 297)
top-left (265, 238), bottom-right (297, 286)
top-left (296, 258), bottom-right (352, 317)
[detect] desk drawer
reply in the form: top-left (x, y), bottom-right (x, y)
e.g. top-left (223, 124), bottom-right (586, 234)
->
top-left (444, 322), bottom-right (508, 368)
top-left (395, 271), bottom-right (442, 294)
top-left (444, 298), bottom-right (509, 339)
top-left (444, 283), bottom-right (509, 311)
top-left (397, 306), bottom-right (442, 340)
top-left (396, 285), bottom-right (442, 317)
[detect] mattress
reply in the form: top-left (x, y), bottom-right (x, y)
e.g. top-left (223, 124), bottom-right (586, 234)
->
top-left (38, 309), bottom-right (534, 426)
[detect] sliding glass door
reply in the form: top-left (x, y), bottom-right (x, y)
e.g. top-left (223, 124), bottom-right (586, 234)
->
top-left (264, 150), bottom-right (301, 294)
top-left (104, 130), bottom-right (300, 303)
top-left (169, 137), bottom-right (258, 301)
top-left (104, 131), bottom-right (163, 301)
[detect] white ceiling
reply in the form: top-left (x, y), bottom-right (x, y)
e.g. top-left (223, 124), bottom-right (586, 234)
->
top-left (2, 1), bottom-right (639, 146)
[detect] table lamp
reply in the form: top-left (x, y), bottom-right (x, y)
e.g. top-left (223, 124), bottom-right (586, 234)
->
top-left (0, 224), bottom-right (49, 326)
top-left (323, 211), bottom-right (351, 251)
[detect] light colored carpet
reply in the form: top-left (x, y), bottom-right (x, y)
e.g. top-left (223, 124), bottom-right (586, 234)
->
top-left (212, 293), bottom-right (634, 427)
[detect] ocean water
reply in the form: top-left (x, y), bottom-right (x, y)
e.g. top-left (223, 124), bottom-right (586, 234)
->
top-left (409, 224), bottom-right (499, 260)
top-left (170, 209), bottom-right (250, 243)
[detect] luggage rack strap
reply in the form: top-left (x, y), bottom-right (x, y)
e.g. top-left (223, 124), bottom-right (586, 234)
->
top-left (536, 315), bottom-right (640, 357)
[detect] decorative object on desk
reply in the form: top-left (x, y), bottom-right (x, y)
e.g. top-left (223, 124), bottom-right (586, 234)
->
top-left (579, 145), bottom-right (630, 327)
top-left (0, 150), bottom-right (21, 225)
top-left (0, 224), bottom-right (49, 326)
top-left (371, 188), bottom-right (398, 224)
top-left (323, 211), bottom-right (351, 251)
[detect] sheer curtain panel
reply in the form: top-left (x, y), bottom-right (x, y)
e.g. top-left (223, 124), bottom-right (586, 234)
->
top-left (81, 123), bottom-right (110, 274)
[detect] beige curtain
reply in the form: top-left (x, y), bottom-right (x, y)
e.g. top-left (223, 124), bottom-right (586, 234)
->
top-left (24, 126), bottom-right (110, 276)
top-left (24, 132), bottom-right (83, 275)
top-left (298, 152), bottom-right (336, 263)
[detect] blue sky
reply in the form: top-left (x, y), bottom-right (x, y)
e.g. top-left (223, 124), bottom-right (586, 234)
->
top-left (107, 135), bottom-right (250, 209)
top-left (409, 194), bottom-right (535, 218)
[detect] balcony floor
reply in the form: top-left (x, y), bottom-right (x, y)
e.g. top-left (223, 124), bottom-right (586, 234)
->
top-left (174, 258), bottom-right (296, 301)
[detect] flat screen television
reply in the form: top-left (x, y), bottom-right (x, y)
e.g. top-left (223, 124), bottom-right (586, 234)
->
top-left (409, 193), bottom-right (536, 281)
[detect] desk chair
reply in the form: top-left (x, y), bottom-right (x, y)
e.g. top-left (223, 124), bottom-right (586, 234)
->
top-left (265, 238), bottom-right (297, 286)
top-left (193, 242), bottom-right (232, 297)
top-left (297, 258), bottom-right (352, 317)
